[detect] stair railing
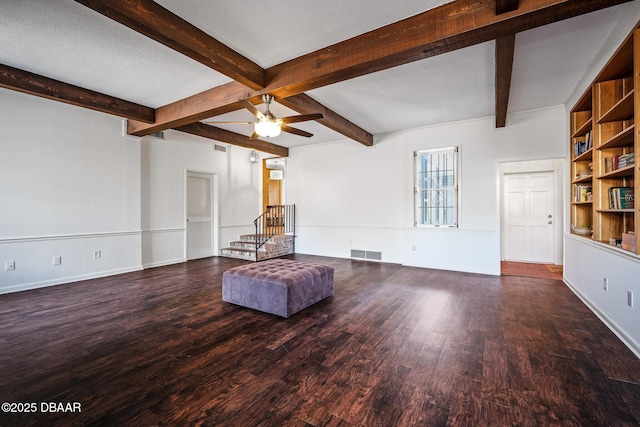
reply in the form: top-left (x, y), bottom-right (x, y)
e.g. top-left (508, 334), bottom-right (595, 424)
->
top-left (253, 204), bottom-right (295, 260)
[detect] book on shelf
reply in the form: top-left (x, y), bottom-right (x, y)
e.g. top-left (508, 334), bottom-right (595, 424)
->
top-left (573, 132), bottom-right (592, 158)
top-left (604, 153), bottom-right (635, 173)
top-left (575, 162), bottom-right (593, 179)
top-left (574, 184), bottom-right (592, 202)
top-left (608, 187), bottom-right (634, 209)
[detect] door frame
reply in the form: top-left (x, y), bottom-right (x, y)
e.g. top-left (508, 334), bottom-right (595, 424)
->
top-left (499, 159), bottom-right (564, 265)
top-left (262, 158), bottom-right (286, 212)
top-left (184, 170), bottom-right (219, 260)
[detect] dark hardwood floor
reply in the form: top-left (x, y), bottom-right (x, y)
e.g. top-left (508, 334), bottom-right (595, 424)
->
top-left (0, 254), bottom-right (638, 426)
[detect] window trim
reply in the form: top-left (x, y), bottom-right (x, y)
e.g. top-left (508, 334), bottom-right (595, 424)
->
top-left (414, 146), bottom-right (459, 228)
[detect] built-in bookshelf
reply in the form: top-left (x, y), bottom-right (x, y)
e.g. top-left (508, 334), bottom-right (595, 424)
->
top-left (569, 23), bottom-right (638, 254)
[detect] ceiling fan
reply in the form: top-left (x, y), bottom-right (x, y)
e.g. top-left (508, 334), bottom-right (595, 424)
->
top-left (203, 94), bottom-right (323, 139)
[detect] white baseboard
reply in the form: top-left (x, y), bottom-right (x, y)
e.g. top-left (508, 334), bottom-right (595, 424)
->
top-left (0, 266), bottom-right (143, 295)
top-left (142, 258), bottom-right (186, 269)
top-left (564, 277), bottom-right (640, 360)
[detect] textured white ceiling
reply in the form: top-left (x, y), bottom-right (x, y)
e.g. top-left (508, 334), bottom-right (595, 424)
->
top-left (0, 0), bottom-right (637, 148)
top-left (155, 0), bottom-right (452, 68)
top-left (0, 0), bottom-right (231, 108)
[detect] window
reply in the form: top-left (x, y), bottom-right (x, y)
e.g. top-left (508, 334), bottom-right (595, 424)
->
top-left (415, 147), bottom-right (458, 227)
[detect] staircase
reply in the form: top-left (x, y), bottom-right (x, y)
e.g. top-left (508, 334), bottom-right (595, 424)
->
top-left (220, 205), bottom-right (295, 262)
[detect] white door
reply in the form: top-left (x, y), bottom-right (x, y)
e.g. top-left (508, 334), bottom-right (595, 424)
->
top-left (187, 172), bottom-right (213, 260)
top-left (503, 171), bottom-right (555, 263)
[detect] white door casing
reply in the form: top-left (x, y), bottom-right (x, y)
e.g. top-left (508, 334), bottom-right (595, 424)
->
top-left (186, 172), bottom-right (214, 260)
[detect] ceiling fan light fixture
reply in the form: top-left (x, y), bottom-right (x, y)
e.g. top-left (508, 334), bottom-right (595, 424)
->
top-left (254, 119), bottom-right (281, 137)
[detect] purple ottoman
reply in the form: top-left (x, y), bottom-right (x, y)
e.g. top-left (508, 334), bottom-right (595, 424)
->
top-left (222, 259), bottom-right (334, 318)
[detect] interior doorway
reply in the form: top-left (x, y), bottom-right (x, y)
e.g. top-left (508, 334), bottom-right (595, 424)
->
top-left (186, 171), bottom-right (217, 260)
top-left (262, 158), bottom-right (285, 212)
top-left (500, 159), bottom-right (563, 266)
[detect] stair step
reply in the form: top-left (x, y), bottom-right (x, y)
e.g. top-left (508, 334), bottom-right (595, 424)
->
top-left (219, 247), bottom-right (257, 261)
top-left (229, 241), bottom-right (268, 251)
top-left (221, 247), bottom-right (254, 254)
top-left (238, 233), bottom-right (294, 242)
top-left (221, 232), bottom-right (294, 262)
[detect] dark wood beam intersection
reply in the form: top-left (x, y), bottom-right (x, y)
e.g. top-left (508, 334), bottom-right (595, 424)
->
top-left (496, 0), bottom-right (520, 15)
top-left (75, 0), bottom-right (265, 90)
top-left (125, 0), bottom-right (632, 139)
top-left (0, 63), bottom-right (155, 123)
top-left (495, 34), bottom-right (516, 128)
top-left (78, 0), bottom-right (374, 146)
top-left (175, 122), bottom-right (289, 157)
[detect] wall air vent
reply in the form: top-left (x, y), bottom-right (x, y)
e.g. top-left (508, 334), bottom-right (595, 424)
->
top-left (214, 144), bottom-right (227, 152)
top-left (148, 131), bottom-right (165, 139)
top-left (350, 249), bottom-right (382, 262)
top-left (350, 249), bottom-right (366, 259)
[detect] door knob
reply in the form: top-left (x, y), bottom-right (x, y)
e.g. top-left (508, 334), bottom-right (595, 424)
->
top-left (548, 214), bottom-right (552, 218)
top-left (548, 220), bottom-right (553, 224)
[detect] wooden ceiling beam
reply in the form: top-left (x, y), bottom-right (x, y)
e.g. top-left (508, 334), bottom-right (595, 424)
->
top-left (0, 63), bottom-right (155, 123)
top-left (126, 81), bottom-right (373, 146)
top-left (74, 0), bottom-right (265, 90)
top-left (175, 122), bottom-right (289, 157)
top-left (264, 0), bottom-right (631, 95)
top-left (127, 81), bottom-right (256, 136)
top-left (125, 0), bottom-right (632, 138)
top-left (495, 34), bottom-right (516, 128)
top-left (279, 94), bottom-right (373, 146)
top-left (496, 0), bottom-right (520, 15)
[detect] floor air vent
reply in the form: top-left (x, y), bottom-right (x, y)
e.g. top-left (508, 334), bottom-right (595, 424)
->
top-left (350, 249), bottom-right (382, 261)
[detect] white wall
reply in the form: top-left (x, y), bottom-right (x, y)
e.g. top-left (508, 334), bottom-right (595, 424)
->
top-left (286, 106), bottom-right (567, 274)
top-left (0, 89), bottom-right (264, 292)
top-left (564, 237), bottom-right (640, 357)
top-left (286, 137), bottom-right (404, 261)
top-left (0, 89), bottom-right (142, 293)
top-left (140, 132), bottom-right (263, 268)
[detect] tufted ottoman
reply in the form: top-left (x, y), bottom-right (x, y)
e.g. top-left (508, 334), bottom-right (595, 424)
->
top-left (222, 259), bottom-right (334, 318)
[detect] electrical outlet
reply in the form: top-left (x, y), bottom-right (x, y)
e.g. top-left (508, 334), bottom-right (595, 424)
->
top-left (603, 278), bottom-right (608, 291)
top-left (93, 250), bottom-right (101, 259)
top-left (628, 291), bottom-right (634, 308)
top-left (5, 261), bottom-right (15, 271)
top-left (53, 256), bottom-right (62, 266)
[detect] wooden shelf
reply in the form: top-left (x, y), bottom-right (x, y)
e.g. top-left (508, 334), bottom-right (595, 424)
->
top-left (599, 124), bottom-right (634, 149)
top-left (572, 174), bottom-right (593, 184)
top-left (571, 118), bottom-right (593, 138)
top-left (573, 148), bottom-right (592, 162)
top-left (569, 23), bottom-right (639, 255)
top-left (595, 33), bottom-right (634, 82)
top-left (573, 87), bottom-right (593, 112)
top-left (596, 209), bottom-right (635, 213)
top-left (597, 89), bottom-right (634, 123)
top-left (570, 231), bottom-right (593, 238)
top-left (597, 164), bottom-right (635, 179)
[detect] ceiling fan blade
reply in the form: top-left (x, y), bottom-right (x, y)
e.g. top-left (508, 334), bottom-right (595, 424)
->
top-left (278, 113), bottom-right (324, 125)
top-left (250, 131), bottom-right (260, 140)
top-left (238, 99), bottom-right (265, 120)
top-left (201, 121), bottom-right (254, 125)
top-left (281, 125), bottom-right (313, 138)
